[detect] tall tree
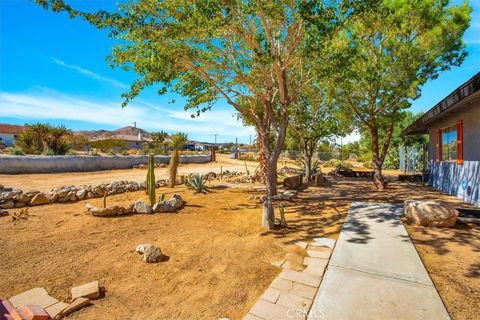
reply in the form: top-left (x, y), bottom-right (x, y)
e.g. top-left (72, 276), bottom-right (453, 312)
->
top-left (37, 0), bottom-right (356, 229)
top-left (325, 0), bottom-right (470, 189)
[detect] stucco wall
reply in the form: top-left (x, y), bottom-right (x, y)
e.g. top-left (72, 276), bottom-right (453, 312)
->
top-left (0, 154), bottom-right (211, 174)
top-left (429, 160), bottom-right (480, 206)
top-left (427, 102), bottom-right (480, 162)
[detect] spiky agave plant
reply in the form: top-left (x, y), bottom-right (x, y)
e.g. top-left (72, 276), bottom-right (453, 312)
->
top-left (188, 174), bottom-right (209, 194)
top-left (146, 154), bottom-right (156, 206)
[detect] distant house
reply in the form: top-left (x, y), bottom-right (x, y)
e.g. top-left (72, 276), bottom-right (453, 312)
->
top-left (403, 72), bottom-right (480, 206)
top-left (90, 132), bottom-right (153, 150)
top-left (0, 124), bottom-right (25, 147)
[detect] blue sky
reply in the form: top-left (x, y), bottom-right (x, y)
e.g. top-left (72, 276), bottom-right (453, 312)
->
top-left (0, 1), bottom-right (479, 144)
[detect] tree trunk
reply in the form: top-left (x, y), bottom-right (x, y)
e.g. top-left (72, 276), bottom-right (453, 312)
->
top-left (262, 156), bottom-right (278, 229)
top-left (168, 149), bottom-right (179, 188)
top-left (303, 153), bottom-right (312, 180)
top-left (371, 128), bottom-right (386, 190)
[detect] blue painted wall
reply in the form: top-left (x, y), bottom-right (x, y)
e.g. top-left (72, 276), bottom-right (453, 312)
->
top-left (429, 160), bottom-right (480, 206)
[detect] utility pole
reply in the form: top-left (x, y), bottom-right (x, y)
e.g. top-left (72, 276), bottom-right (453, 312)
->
top-left (235, 137), bottom-right (238, 159)
top-left (249, 134), bottom-right (252, 146)
top-left (213, 134), bottom-right (218, 145)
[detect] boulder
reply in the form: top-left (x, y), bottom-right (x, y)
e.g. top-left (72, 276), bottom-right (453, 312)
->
top-left (88, 205), bottom-right (125, 217)
top-left (29, 193), bottom-right (49, 206)
top-left (76, 189), bottom-right (87, 200)
top-left (67, 191), bottom-right (78, 202)
top-left (14, 202), bottom-right (26, 208)
top-left (405, 200), bottom-right (459, 227)
top-left (169, 194), bottom-right (184, 210)
top-left (0, 200), bottom-right (14, 209)
top-left (136, 244), bottom-right (163, 263)
top-left (152, 202), bottom-right (174, 213)
top-left (133, 201), bottom-right (152, 214)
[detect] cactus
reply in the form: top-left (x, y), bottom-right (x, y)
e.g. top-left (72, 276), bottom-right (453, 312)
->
top-left (159, 193), bottom-right (165, 202)
top-left (146, 154), bottom-right (156, 206)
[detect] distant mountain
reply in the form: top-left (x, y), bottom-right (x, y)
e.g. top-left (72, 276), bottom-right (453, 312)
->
top-left (75, 126), bottom-right (152, 140)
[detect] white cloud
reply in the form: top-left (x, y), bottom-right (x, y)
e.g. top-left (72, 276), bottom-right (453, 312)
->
top-left (51, 57), bottom-right (130, 90)
top-left (0, 88), bottom-right (255, 138)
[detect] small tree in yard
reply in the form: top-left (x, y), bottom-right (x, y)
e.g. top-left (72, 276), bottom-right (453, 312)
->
top-left (325, 0), bottom-right (471, 190)
top-left (36, 0), bottom-right (362, 229)
top-left (168, 133), bottom-right (187, 188)
top-left (287, 94), bottom-right (348, 179)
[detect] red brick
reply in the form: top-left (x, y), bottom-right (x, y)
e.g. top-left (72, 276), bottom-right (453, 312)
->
top-left (23, 305), bottom-right (50, 320)
top-left (1, 300), bottom-right (23, 320)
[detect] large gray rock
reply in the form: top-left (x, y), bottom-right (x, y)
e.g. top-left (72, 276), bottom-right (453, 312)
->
top-left (0, 200), bottom-right (14, 209)
top-left (405, 200), bottom-right (459, 227)
top-left (136, 244), bottom-right (163, 263)
top-left (133, 201), bottom-right (152, 214)
top-left (152, 201), bottom-right (175, 213)
top-left (76, 189), bottom-right (87, 200)
top-left (168, 194), bottom-right (184, 210)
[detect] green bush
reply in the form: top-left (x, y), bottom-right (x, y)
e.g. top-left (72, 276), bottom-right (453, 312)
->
top-left (8, 147), bottom-right (24, 155)
top-left (16, 123), bottom-right (72, 155)
top-left (322, 159), bottom-right (352, 168)
top-left (89, 150), bottom-right (100, 156)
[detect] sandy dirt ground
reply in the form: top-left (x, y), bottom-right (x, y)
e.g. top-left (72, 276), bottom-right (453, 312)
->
top-left (0, 173), bottom-right (478, 319)
top-left (0, 155), bottom-right (259, 192)
top-left (0, 181), bottom-right (349, 320)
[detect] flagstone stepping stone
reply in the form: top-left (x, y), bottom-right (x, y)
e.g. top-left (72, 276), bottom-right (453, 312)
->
top-left (303, 257), bottom-right (328, 268)
top-left (9, 288), bottom-right (59, 309)
top-left (295, 241), bottom-right (309, 249)
top-left (249, 299), bottom-right (297, 320)
top-left (261, 287), bottom-right (281, 303)
top-left (303, 265), bottom-right (326, 277)
top-left (62, 297), bottom-right (92, 317)
top-left (307, 249), bottom-right (330, 259)
top-left (71, 281), bottom-right (100, 300)
top-left (281, 260), bottom-right (305, 272)
top-left (243, 313), bottom-right (264, 320)
top-left (279, 269), bottom-right (322, 288)
top-left (311, 238), bottom-right (335, 248)
top-left (45, 301), bottom-right (69, 319)
top-left (276, 292), bottom-right (312, 312)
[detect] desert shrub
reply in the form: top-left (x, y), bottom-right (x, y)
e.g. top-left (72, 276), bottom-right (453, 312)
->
top-left (323, 159), bottom-right (352, 169)
top-left (42, 148), bottom-right (55, 156)
top-left (122, 149), bottom-right (129, 155)
top-left (8, 147), bottom-right (24, 155)
top-left (108, 150), bottom-right (116, 155)
top-left (127, 148), bottom-right (137, 155)
top-left (362, 161), bottom-right (373, 169)
top-left (66, 150), bottom-right (77, 155)
top-left (89, 150), bottom-right (100, 156)
top-left (90, 138), bottom-right (126, 153)
top-left (16, 123), bottom-right (72, 155)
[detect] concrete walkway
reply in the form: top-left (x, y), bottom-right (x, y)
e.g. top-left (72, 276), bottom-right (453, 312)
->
top-left (308, 202), bottom-right (450, 320)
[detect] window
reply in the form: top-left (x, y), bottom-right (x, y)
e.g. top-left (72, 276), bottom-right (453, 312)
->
top-left (441, 126), bottom-right (457, 161)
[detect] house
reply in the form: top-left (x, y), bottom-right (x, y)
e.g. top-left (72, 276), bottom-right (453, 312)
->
top-left (90, 132), bottom-right (153, 150)
top-left (403, 72), bottom-right (480, 206)
top-left (0, 123), bottom-right (25, 147)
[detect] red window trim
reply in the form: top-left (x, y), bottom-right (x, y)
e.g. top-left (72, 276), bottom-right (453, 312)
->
top-left (456, 120), bottom-right (463, 165)
top-left (435, 129), bottom-right (441, 162)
